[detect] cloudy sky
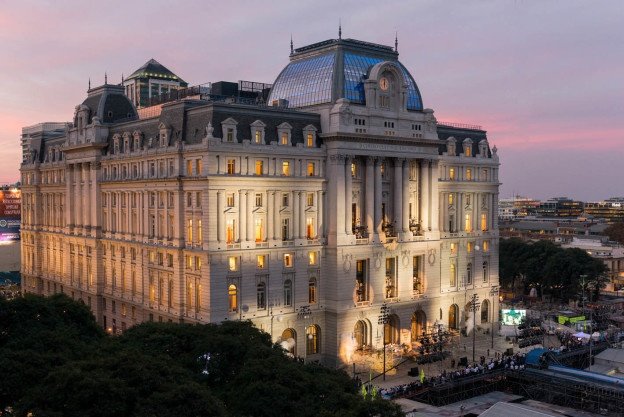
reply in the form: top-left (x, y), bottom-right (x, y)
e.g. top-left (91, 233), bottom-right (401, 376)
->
top-left (0, 0), bottom-right (622, 200)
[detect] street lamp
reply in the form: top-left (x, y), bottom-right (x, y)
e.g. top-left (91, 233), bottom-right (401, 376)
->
top-left (378, 303), bottom-right (389, 381)
top-left (489, 285), bottom-right (499, 349)
top-left (469, 294), bottom-right (480, 363)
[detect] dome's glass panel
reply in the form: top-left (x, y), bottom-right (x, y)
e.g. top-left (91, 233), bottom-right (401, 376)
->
top-left (343, 53), bottom-right (423, 111)
top-left (268, 53), bottom-right (335, 107)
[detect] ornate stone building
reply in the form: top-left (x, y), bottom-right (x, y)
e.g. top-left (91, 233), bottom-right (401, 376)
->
top-left (21, 36), bottom-right (500, 365)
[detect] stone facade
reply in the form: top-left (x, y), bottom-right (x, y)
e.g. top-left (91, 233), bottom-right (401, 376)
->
top-left (21, 37), bottom-right (500, 365)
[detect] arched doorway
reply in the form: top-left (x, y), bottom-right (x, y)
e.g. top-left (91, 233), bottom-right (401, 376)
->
top-left (448, 304), bottom-right (459, 330)
top-left (411, 310), bottom-right (427, 342)
top-left (354, 320), bottom-right (368, 349)
top-left (481, 299), bottom-right (490, 324)
top-left (281, 328), bottom-right (297, 356)
top-left (306, 324), bottom-right (320, 355)
top-left (384, 314), bottom-right (400, 345)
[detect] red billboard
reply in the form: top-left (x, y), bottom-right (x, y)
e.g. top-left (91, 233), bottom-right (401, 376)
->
top-left (0, 190), bottom-right (21, 241)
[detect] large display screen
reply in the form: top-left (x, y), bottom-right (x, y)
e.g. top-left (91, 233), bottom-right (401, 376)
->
top-left (501, 309), bottom-right (526, 326)
top-left (0, 190), bottom-right (21, 241)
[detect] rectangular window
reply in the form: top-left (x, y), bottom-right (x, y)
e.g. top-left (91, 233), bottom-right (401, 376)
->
top-left (257, 255), bottom-right (266, 269)
top-left (481, 213), bottom-right (488, 231)
top-left (228, 256), bottom-right (239, 271)
top-left (450, 262), bottom-right (457, 287)
top-left (227, 159), bottom-right (236, 175)
top-left (282, 193), bottom-right (289, 207)
top-left (226, 128), bottom-right (234, 142)
top-left (467, 242), bottom-right (473, 253)
top-left (187, 219), bottom-right (193, 243)
top-left (196, 159), bottom-right (202, 176)
top-left (412, 256), bottom-right (423, 294)
top-left (466, 168), bottom-right (472, 181)
top-left (282, 161), bottom-right (290, 176)
top-left (483, 240), bottom-right (490, 252)
top-left (186, 160), bottom-right (193, 176)
top-left (306, 217), bottom-right (315, 239)
top-left (355, 260), bottom-right (368, 302)
top-left (385, 257), bottom-right (397, 298)
top-left (282, 218), bottom-right (290, 240)
top-left (255, 160), bottom-right (263, 176)
top-left (255, 193), bottom-right (263, 207)
top-left (307, 162), bottom-right (315, 176)
top-left (254, 130), bottom-right (262, 143)
top-left (280, 132), bottom-right (288, 145)
top-left (227, 193), bottom-right (235, 208)
top-left (449, 167), bottom-right (455, 180)
top-left (255, 218), bottom-right (264, 242)
top-left (464, 214), bottom-right (472, 232)
top-left (351, 162), bottom-right (357, 178)
top-left (197, 219), bottom-right (202, 243)
top-left (196, 191), bottom-right (201, 207)
top-left (450, 242), bottom-right (457, 255)
top-left (283, 253), bottom-right (293, 268)
top-left (226, 219), bottom-right (236, 243)
top-left (306, 132), bottom-right (314, 147)
top-left (306, 193), bottom-right (314, 207)
top-left (308, 251), bottom-right (318, 266)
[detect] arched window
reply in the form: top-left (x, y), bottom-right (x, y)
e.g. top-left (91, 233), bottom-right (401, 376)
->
top-left (306, 324), bottom-right (320, 355)
top-left (228, 284), bottom-right (238, 312)
top-left (283, 280), bottom-right (292, 307)
top-left (281, 328), bottom-right (296, 355)
top-left (481, 299), bottom-right (490, 323)
top-left (308, 277), bottom-right (317, 304)
top-left (483, 261), bottom-right (489, 283)
top-left (466, 263), bottom-right (473, 285)
top-left (257, 282), bottom-right (266, 310)
top-left (449, 304), bottom-right (459, 330)
top-left (354, 320), bottom-right (367, 349)
top-left (411, 310), bottom-right (427, 342)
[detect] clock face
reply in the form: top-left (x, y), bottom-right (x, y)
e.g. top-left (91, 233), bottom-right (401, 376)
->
top-left (379, 77), bottom-right (389, 91)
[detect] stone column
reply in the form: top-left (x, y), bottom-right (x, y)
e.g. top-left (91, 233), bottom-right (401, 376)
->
top-left (374, 158), bottom-right (383, 235)
top-left (457, 193), bottom-right (463, 232)
top-left (83, 164), bottom-right (90, 229)
top-left (267, 191), bottom-right (274, 240)
top-left (420, 160), bottom-right (430, 231)
top-left (239, 190), bottom-right (246, 242)
top-left (274, 190), bottom-right (281, 240)
top-left (293, 191), bottom-right (300, 239)
top-left (345, 156), bottom-right (353, 235)
top-left (402, 160), bottom-right (410, 233)
top-left (217, 190), bottom-right (224, 243)
top-left (89, 163), bottom-right (98, 235)
top-left (300, 191), bottom-right (306, 238)
top-left (431, 160), bottom-right (440, 232)
top-left (247, 190), bottom-right (253, 242)
top-left (393, 158), bottom-right (402, 235)
top-left (75, 163), bottom-right (82, 228)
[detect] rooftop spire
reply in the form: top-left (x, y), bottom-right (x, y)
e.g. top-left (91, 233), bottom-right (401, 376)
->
top-left (121, 73), bottom-right (124, 83)
top-left (395, 32), bottom-right (398, 52)
top-left (290, 34), bottom-right (294, 55)
top-left (104, 72), bottom-right (108, 84)
top-left (88, 77), bottom-right (91, 90)
top-left (339, 18), bottom-right (342, 39)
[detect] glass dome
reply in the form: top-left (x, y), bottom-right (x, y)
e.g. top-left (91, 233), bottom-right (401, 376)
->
top-left (268, 39), bottom-right (423, 111)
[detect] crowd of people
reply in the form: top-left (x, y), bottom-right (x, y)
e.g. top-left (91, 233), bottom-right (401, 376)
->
top-left (378, 351), bottom-right (527, 399)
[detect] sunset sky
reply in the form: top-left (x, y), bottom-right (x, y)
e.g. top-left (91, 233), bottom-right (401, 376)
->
top-left (0, 0), bottom-right (622, 200)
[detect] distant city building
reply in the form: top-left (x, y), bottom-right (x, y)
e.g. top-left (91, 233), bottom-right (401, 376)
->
top-left (20, 36), bottom-right (500, 365)
top-left (561, 237), bottom-right (624, 290)
top-left (583, 198), bottom-right (624, 222)
top-left (498, 195), bottom-right (541, 220)
top-left (499, 219), bottom-right (607, 242)
top-left (21, 123), bottom-right (70, 163)
top-left (534, 197), bottom-right (584, 218)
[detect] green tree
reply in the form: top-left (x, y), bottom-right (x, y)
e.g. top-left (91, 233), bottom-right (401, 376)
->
top-left (604, 222), bottom-right (624, 245)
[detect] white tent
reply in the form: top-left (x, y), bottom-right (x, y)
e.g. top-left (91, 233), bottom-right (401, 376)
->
top-left (573, 331), bottom-right (590, 339)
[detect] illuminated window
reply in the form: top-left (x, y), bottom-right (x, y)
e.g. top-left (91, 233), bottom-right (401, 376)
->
top-left (284, 253), bottom-right (293, 268)
top-left (197, 219), bottom-right (202, 243)
top-left (450, 243), bottom-right (457, 255)
top-left (306, 218), bottom-right (315, 239)
top-left (483, 240), bottom-right (490, 252)
top-left (306, 325), bottom-right (320, 355)
top-left (307, 193), bottom-right (314, 207)
top-left (255, 218), bottom-right (264, 242)
top-left (481, 213), bottom-right (488, 231)
top-left (226, 220), bottom-right (236, 243)
top-left (466, 168), bottom-right (472, 181)
top-left (257, 255), bottom-right (266, 269)
top-left (308, 277), bottom-right (317, 303)
top-left (187, 219), bottom-right (193, 243)
top-left (254, 130), bottom-right (262, 143)
top-left (307, 162), bottom-right (315, 176)
top-left (308, 251), bottom-right (318, 265)
top-left (282, 161), bottom-right (290, 176)
top-left (228, 256), bottom-right (239, 271)
top-left (467, 242), bottom-right (473, 253)
top-left (226, 193), bottom-right (235, 207)
top-left (355, 260), bottom-right (368, 301)
top-left (449, 167), bottom-right (455, 180)
top-left (464, 214), bottom-right (472, 232)
top-left (228, 284), bottom-right (238, 312)
top-left (186, 160), bottom-right (193, 176)
top-left (482, 169), bottom-right (488, 181)
top-left (196, 159), bottom-right (203, 176)
top-left (306, 132), bottom-right (314, 147)
top-left (226, 128), bottom-right (234, 142)
top-left (280, 132), bottom-right (288, 145)
top-left (351, 162), bottom-right (357, 178)
top-left (227, 159), bottom-right (236, 175)
top-left (465, 146), bottom-right (472, 157)
top-left (448, 193), bottom-right (454, 205)
top-left (255, 160), bottom-right (263, 175)
top-left (450, 263), bottom-right (457, 287)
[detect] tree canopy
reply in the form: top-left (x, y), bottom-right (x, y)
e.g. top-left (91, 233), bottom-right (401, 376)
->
top-left (604, 222), bottom-right (624, 245)
top-left (0, 294), bottom-right (403, 417)
top-left (499, 238), bottom-right (609, 301)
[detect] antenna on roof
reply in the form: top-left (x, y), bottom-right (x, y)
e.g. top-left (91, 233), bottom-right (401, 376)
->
top-left (339, 18), bottom-right (342, 39)
top-left (121, 73), bottom-right (124, 84)
top-left (395, 32), bottom-right (399, 52)
top-left (88, 77), bottom-right (91, 90)
top-left (104, 72), bottom-right (108, 84)
top-left (290, 34), bottom-right (294, 55)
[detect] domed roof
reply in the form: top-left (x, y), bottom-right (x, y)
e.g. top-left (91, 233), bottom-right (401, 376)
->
top-left (80, 84), bottom-right (137, 124)
top-left (268, 38), bottom-right (423, 110)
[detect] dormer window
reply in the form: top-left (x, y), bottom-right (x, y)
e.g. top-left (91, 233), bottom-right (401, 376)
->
top-left (277, 122), bottom-right (292, 146)
top-left (221, 117), bottom-right (238, 143)
top-left (123, 132), bottom-right (132, 153)
top-left (112, 134), bottom-right (121, 154)
top-left (446, 137), bottom-right (457, 156)
top-left (158, 123), bottom-right (171, 147)
top-left (463, 138), bottom-right (473, 157)
top-left (132, 130), bottom-right (143, 152)
top-left (250, 120), bottom-right (266, 144)
top-left (478, 139), bottom-right (489, 158)
top-left (303, 124), bottom-right (317, 147)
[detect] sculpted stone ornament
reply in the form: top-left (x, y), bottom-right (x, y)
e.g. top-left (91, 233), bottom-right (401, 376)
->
top-left (427, 248), bottom-right (436, 265)
top-left (205, 122), bottom-right (214, 139)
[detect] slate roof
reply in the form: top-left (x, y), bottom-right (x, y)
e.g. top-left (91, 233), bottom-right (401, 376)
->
top-left (126, 59), bottom-right (187, 85)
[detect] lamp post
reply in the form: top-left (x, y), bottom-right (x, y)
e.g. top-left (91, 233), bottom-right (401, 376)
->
top-left (378, 303), bottom-right (389, 381)
top-left (469, 294), bottom-right (480, 363)
top-left (490, 286), bottom-right (499, 349)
